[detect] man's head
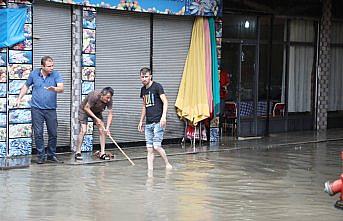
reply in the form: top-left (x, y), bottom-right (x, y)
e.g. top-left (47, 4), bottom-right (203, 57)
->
top-left (140, 67), bottom-right (152, 86)
top-left (100, 87), bottom-right (114, 103)
top-left (41, 56), bottom-right (54, 75)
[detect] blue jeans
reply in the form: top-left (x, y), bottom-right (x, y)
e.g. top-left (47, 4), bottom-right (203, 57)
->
top-left (145, 122), bottom-right (164, 147)
top-left (31, 107), bottom-right (57, 159)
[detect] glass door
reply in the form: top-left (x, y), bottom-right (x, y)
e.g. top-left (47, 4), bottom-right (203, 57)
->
top-left (237, 44), bottom-right (258, 137)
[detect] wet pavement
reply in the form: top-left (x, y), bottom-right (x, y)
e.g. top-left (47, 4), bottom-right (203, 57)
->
top-left (0, 129), bottom-right (342, 220)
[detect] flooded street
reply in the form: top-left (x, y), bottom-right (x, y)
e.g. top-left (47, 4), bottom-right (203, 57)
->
top-left (0, 140), bottom-right (342, 221)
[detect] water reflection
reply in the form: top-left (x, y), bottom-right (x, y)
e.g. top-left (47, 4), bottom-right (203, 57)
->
top-left (0, 141), bottom-right (342, 220)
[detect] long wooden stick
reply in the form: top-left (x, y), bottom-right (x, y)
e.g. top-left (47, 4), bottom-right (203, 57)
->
top-left (107, 133), bottom-right (135, 166)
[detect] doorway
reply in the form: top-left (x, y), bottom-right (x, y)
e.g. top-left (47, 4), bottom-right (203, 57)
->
top-left (221, 43), bottom-right (259, 137)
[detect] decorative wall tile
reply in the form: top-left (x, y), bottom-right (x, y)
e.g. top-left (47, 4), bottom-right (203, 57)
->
top-left (81, 94), bottom-right (87, 102)
top-left (185, 0), bottom-right (221, 16)
top-left (83, 29), bottom-right (96, 54)
top-left (82, 54), bottom-right (96, 66)
top-left (0, 128), bottom-right (6, 141)
top-left (8, 50), bottom-right (32, 64)
top-left (10, 38), bottom-right (32, 50)
top-left (9, 80), bottom-right (26, 94)
top-left (24, 24), bottom-right (32, 38)
top-left (8, 64), bottom-right (31, 79)
top-left (9, 109), bottom-right (31, 124)
top-left (0, 98), bottom-right (6, 112)
top-left (0, 113), bottom-right (6, 127)
top-left (0, 83), bottom-right (6, 97)
top-left (9, 138), bottom-right (32, 156)
top-left (87, 122), bottom-right (93, 134)
top-left (82, 81), bottom-right (94, 94)
top-left (0, 67), bottom-right (6, 82)
top-left (83, 9), bottom-right (96, 29)
top-left (81, 134), bottom-right (93, 152)
top-left (82, 67), bottom-right (95, 81)
top-left (9, 124), bottom-right (32, 138)
top-left (215, 21), bottom-right (222, 37)
top-left (8, 95), bottom-right (31, 109)
top-left (0, 53), bottom-right (6, 66)
top-left (0, 142), bottom-right (5, 157)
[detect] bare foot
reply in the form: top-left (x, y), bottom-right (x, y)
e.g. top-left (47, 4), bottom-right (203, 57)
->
top-left (166, 163), bottom-right (173, 170)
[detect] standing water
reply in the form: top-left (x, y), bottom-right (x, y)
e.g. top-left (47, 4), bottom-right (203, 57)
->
top-left (0, 141), bottom-right (342, 221)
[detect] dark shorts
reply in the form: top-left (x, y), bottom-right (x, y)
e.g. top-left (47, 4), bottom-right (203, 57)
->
top-left (78, 110), bottom-right (103, 124)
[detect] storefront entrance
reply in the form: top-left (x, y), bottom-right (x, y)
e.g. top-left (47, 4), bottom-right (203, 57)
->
top-left (222, 43), bottom-right (262, 137)
top-left (221, 14), bottom-right (316, 138)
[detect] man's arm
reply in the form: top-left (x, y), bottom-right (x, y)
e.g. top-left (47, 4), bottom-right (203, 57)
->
top-left (17, 72), bottom-right (33, 103)
top-left (138, 101), bottom-right (146, 132)
top-left (46, 82), bottom-right (64, 93)
top-left (16, 84), bottom-right (29, 105)
top-left (160, 94), bottom-right (168, 128)
top-left (18, 84), bottom-right (29, 100)
top-left (83, 102), bottom-right (103, 126)
top-left (106, 109), bottom-right (113, 131)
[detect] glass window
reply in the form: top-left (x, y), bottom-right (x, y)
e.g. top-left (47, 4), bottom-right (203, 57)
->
top-left (221, 43), bottom-right (239, 102)
top-left (332, 22), bottom-right (343, 44)
top-left (260, 17), bottom-right (286, 43)
top-left (289, 20), bottom-right (315, 43)
top-left (222, 15), bottom-right (257, 40)
top-left (329, 47), bottom-right (343, 111)
top-left (258, 44), bottom-right (269, 101)
top-left (259, 44), bottom-right (285, 117)
top-left (259, 17), bottom-right (270, 41)
top-left (273, 18), bottom-right (286, 43)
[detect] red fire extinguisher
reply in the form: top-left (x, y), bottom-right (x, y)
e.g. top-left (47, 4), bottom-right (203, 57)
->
top-left (323, 151), bottom-right (343, 210)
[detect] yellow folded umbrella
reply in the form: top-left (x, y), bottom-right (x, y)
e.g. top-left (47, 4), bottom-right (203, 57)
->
top-left (175, 17), bottom-right (210, 126)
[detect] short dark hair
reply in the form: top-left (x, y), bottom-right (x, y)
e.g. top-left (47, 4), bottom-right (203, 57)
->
top-left (140, 67), bottom-right (151, 75)
top-left (101, 87), bottom-right (114, 96)
top-left (41, 56), bottom-right (53, 66)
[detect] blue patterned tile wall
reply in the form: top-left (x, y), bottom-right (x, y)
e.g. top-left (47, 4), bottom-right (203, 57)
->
top-left (9, 138), bottom-right (32, 156)
top-left (81, 7), bottom-right (96, 152)
top-left (81, 134), bottom-right (93, 152)
top-left (2, 0), bottom-right (34, 157)
top-left (9, 109), bottom-right (31, 124)
top-left (0, 142), bottom-right (6, 157)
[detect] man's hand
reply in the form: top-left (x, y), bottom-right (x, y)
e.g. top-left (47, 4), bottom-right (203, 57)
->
top-left (138, 121), bottom-right (144, 133)
top-left (44, 83), bottom-right (64, 93)
top-left (104, 128), bottom-right (111, 136)
top-left (95, 118), bottom-right (104, 128)
top-left (160, 116), bottom-right (166, 128)
top-left (15, 97), bottom-right (22, 107)
top-left (45, 86), bottom-right (55, 91)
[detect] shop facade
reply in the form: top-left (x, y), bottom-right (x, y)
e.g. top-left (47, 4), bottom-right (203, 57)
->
top-left (220, 0), bottom-right (343, 137)
top-left (0, 0), bottom-right (222, 157)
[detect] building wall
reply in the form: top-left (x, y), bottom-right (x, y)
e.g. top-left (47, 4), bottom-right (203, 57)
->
top-left (316, 0), bottom-right (332, 130)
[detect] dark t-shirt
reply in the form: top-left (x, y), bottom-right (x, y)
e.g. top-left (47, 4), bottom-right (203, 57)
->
top-left (80, 90), bottom-right (113, 115)
top-left (140, 82), bottom-right (165, 124)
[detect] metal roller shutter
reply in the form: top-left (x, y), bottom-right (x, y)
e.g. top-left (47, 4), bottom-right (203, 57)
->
top-left (152, 14), bottom-right (194, 139)
top-left (33, 1), bottom-right (72, 147)
top-left (95, 9), bottom-right (150, 143)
